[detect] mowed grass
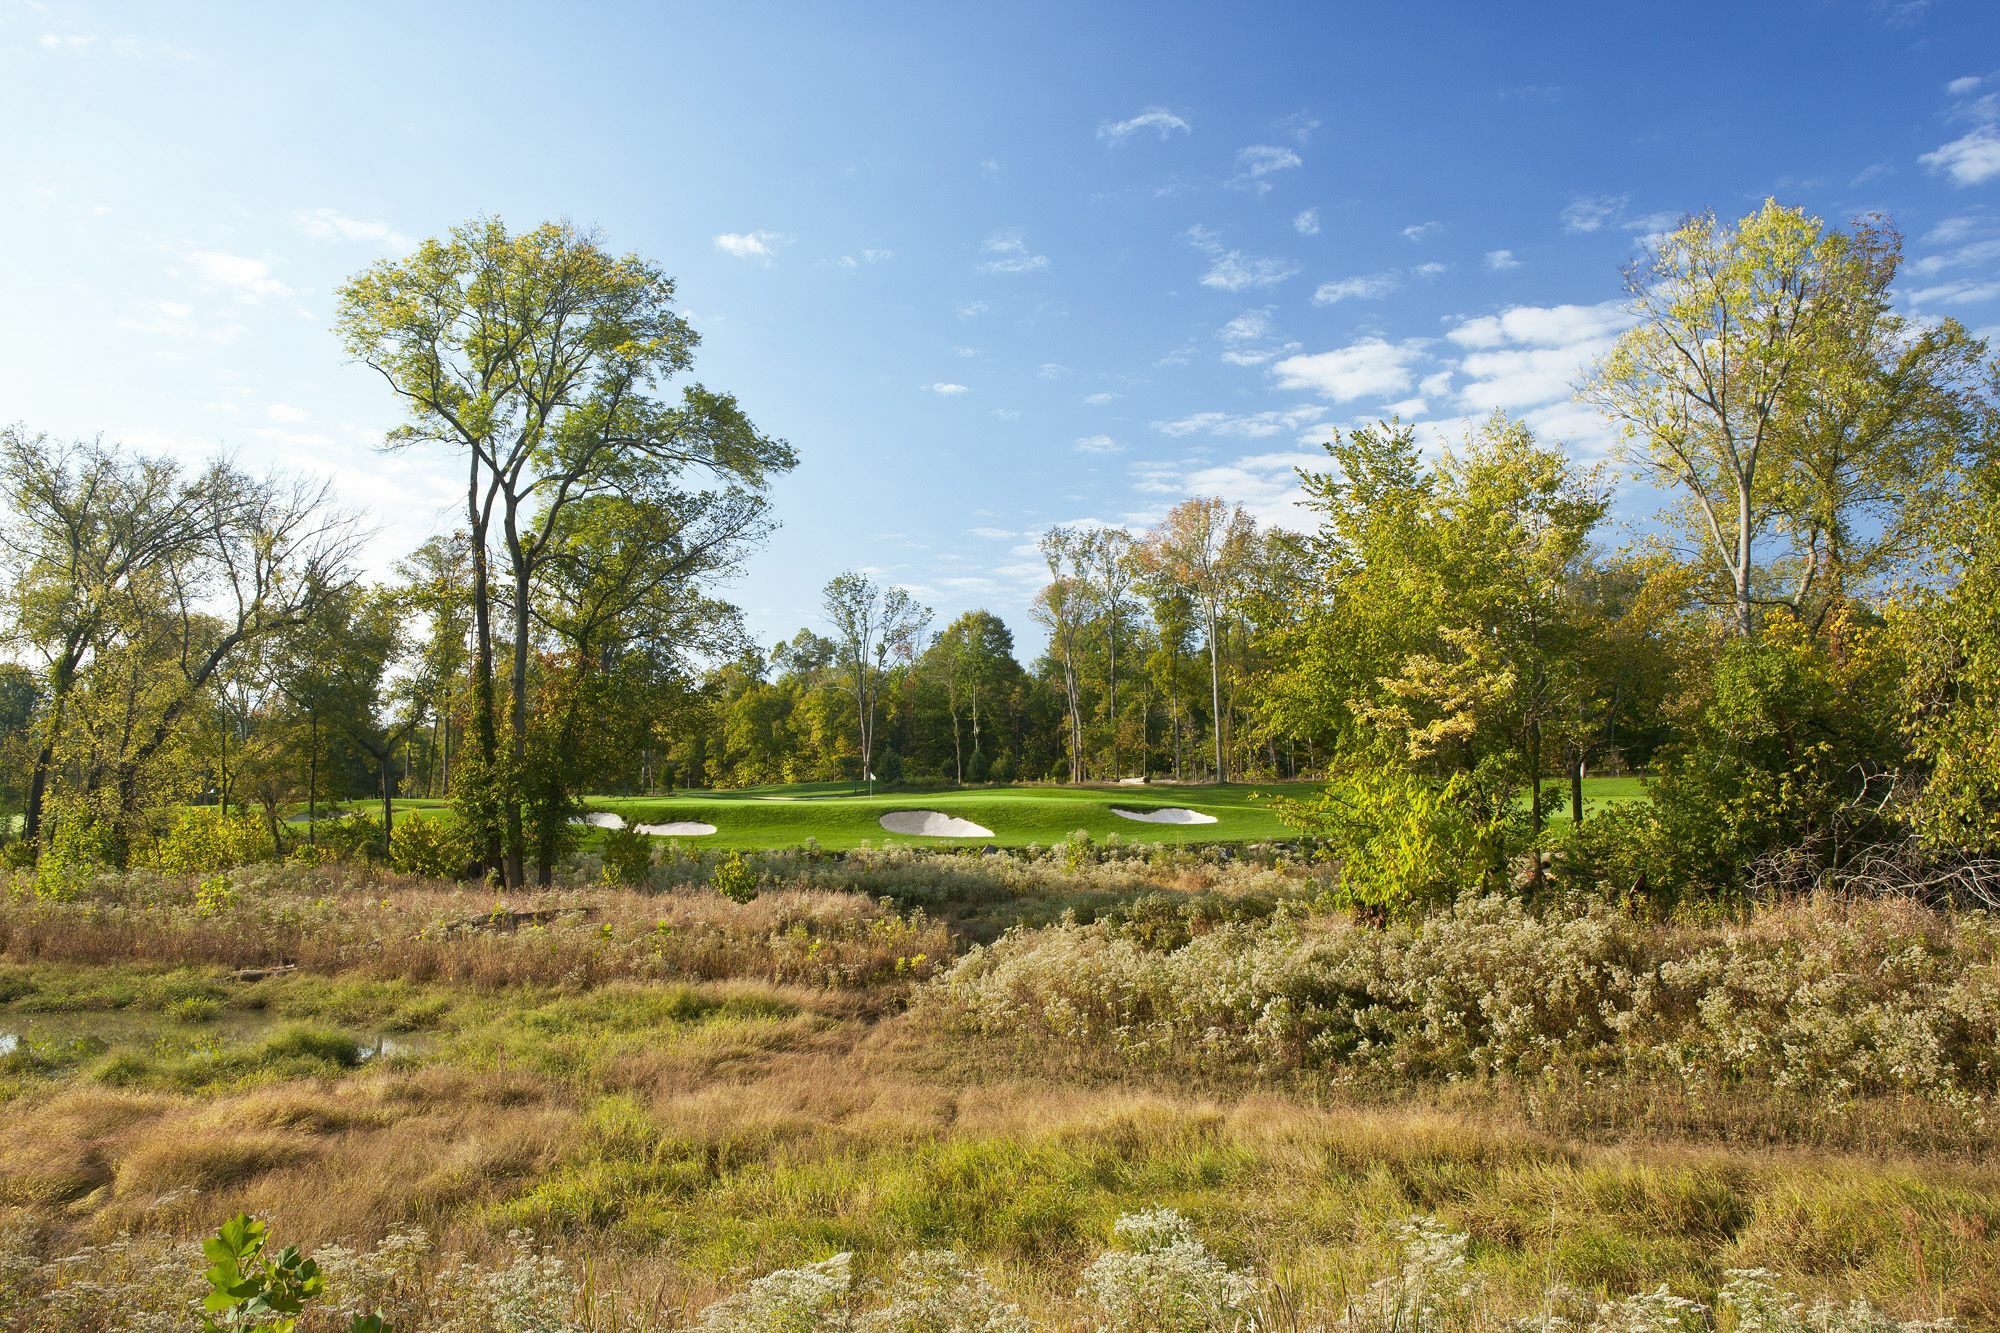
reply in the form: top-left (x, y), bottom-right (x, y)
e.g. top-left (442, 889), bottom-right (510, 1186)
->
top-left (308, 777), bottom-right (1651, 852)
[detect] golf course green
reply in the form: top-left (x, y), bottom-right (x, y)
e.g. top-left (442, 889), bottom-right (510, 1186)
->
top-left (565, 776), bottom-right (1652, 851)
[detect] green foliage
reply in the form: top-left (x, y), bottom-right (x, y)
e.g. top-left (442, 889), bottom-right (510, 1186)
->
top-left (599, 825), bottom-right (654, 887)
top-left (1894, 460), bottom-right (2000, 853)
top-left (1271, 767), bottom-right (1489, 913)
top-left (712, 849), bottom-right (761, 903)
top-left (1642, 612), bottom-right (1902, 897)
top-left (198, 1213), bottom-right (391, 1333)
top-left (388, 815), bottom-right (472, 879)
top-left (138, 807), bottom-right (275, 875)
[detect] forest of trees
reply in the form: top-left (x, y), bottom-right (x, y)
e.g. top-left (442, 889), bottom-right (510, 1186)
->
top-left (4, 201), bottom-right (1999, 903)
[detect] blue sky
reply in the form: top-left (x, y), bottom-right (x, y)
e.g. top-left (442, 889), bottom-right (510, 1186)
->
top-left (4, 0), bottom-right (1999, 652)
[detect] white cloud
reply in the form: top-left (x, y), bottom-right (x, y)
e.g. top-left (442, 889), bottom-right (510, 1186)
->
top-left (1446, 301), bottom-right (1634, 350)
top-left (1038, 362), bottom-right (1070, 379)
top-left (1083, 391), bottom-right (1119, 405)
top-left (1312, 272), bottom-right (1399, 304)
top-left (978, 227), bottom-right (1049, 274)
top-left (266, 402), bottom-right (310, 424)
top-left (1220, 308), bottom-right (1274, 344)
top-left (1154, 406), bottom-right (1327, 438)
top-left (967, 526), bottom-right (1015, 539)
top-left (956, 301), bottom-right (991, 320)
top-left (115, 300), bottom-right (243, 343)
top-left (296, 207), bottom-right (409, 249)
top-left (1383, 397), bottom-right (1428, 417)
top-left (1922, 85), bottom-right (2000, 186)
top-left (1273, 339), bottom-right (1427, 401)
top-left (37, 32), bottom-right (97, 51)
top-left (1200, 251), bottom-right (1298, 291)
top-left (184, 251), bottom-right (292, 301)
top-left (1099, 106), bottom-right (1192, 144)
top-left (1075, 434), bottom-right (1123, 454)
top-left (1484, 248), bottom-right (1522, 271)
top-left (1444, 301), bottom-right (1636, 414)
top-left (1908, 278), bottom-right (2000, 305)
top-left (1293, 207), bottom-right (1321, 235)
top-left (1414, 262), bottom-right (1448, 278)
top-left (1237, 144), bottom-right (1303, 176)
top-left (1922, 128), bottom-right (2000, 186)
top-left (1401, 220), bottom-right (1445, 241)
top-left (1560, 193), bottom-right (1628, 233)
top-left (713, 231), bottom-right (788, 262)
top-left (1912, 234), bottom-right (2000, 275)
top-left (925, 382), bottom-right (970, 396)
top-left (837, 248), bottom-right (895, 268)
top-left (1274, 111), bottom-right (1321, 144)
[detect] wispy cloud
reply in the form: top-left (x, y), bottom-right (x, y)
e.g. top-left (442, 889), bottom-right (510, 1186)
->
top-left (1400, 220), bottom-right (1445, 241)
top-left (837, 248), bottom-right (895, 267)
top-left (1154, 406), bottom-right (1327, 438)
top-left (1922, 86), bottom-right (2000, 186)
top-left (1484, 248), bottom-right (1522, 271)
top-left (1237, 144), bottom-right (1302, 177)
top-left (295, 207), bottom-right (409, 249)
top-left (1273, 338), bottom-right (1428, 402)
top-left (924, 382), bottom-right (971, 396)
top-left (977, 227), bottom-right (1050, 274)
top-left (1312, 272), bottom-right (1400, 304)
top-left (1075, 434), bottom-right (1123, 454)
top-left (1098, 106), bottom-right (1192, 144)
top-left (183, 251), bottom-right (292, 301)
top-left (713, 231), bottom-right (789, 262)
top-left (1560, 193), bottom-right (1628, 233)
top-left (1293, 207), bottom-right (1320, 236)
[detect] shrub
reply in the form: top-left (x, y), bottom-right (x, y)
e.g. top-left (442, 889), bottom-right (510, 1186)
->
top-left (599, 826), bottom-right (653, 888)
top-left (389, 816), bottom-right (472, 879)
top-left (712, 850), bottom-right (761, 904)
top-left (139, 808), bottom-right (275, 875)
top-left (1076, 1208), bottom-right (1261, 1333)
top-left (1269, 766), bottom-right (1488, 914)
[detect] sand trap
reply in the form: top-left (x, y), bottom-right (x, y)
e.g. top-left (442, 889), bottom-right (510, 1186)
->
top-left (1111, 806), bottom-right (1218, 825)
top-left (573, 811), bottom-right (626, 829)
top-left (879, 810), bottom-right (994, 838)
top-left (1117, 776), bottom-right (1150, 786)
top-left (636, 821), bottom-right (717, 837)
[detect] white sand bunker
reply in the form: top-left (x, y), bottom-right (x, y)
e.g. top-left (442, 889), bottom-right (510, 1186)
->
top-left (879, 810), bottom-right (994, 838)
top-left (636, 821), bottom-right (717, 837)
top-left (1111, 806), bottom-right (1218, 825)
top-left (572, 811), bottom-right (626, 829)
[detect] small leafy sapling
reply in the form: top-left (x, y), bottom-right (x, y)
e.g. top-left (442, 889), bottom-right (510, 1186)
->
top-left (199, 1212), bottom-right (392, 1333)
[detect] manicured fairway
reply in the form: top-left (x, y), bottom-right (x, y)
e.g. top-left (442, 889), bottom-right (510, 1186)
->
top-left (585, 782), bottom-right (1308, 850)
top-left (569, 775), bottom-right (1651, 851)
top-left (306, 777), bottom-right (1650, 852)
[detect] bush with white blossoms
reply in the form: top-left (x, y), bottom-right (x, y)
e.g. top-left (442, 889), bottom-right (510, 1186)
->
top-left (920, 895), bottom-right (2000, 1106)
top-left (1075, 1208), bottom-right (1262, 1333)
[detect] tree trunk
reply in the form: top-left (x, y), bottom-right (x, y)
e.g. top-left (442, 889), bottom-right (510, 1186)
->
top-left (306, 709), bottom-right (319, 847)
top-left (1205, 607), bottom-right (1224, 784)
top-left (1570, 748), bottom-right (1585, 826)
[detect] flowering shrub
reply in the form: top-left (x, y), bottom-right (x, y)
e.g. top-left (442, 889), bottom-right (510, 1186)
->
top-left (921, 894), bottom-right (2000, 1104)
top-left (1075, 1208), bottom-right (1260, 1332)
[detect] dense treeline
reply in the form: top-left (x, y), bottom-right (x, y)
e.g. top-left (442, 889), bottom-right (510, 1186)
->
top-left (3, 200), bottom-right (1998, 905)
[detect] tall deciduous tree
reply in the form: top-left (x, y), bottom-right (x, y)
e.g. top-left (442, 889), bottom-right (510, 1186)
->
top-left (1142, 498), bottom-right (1254, 784)
top-left (1584, 201), bottom-right (1984, 639)
top-left (823, 572), bottom-right (930, 793)
top-left (336, 218), bottom-right (793, 885)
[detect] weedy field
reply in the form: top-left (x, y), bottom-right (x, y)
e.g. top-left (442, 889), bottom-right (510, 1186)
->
top-left (1, 846), bottom-right (1994, 1330)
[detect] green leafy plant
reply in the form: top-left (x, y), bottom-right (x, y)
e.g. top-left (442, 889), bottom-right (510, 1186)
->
top-left (599, 825), bottom-right (654, 887)
top-left (199, 1213), bottom-right (390, 1333)
top-left (389, 814), bottom-right (473, 879)
top-left (712, 849), bottom-right (761, 903)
